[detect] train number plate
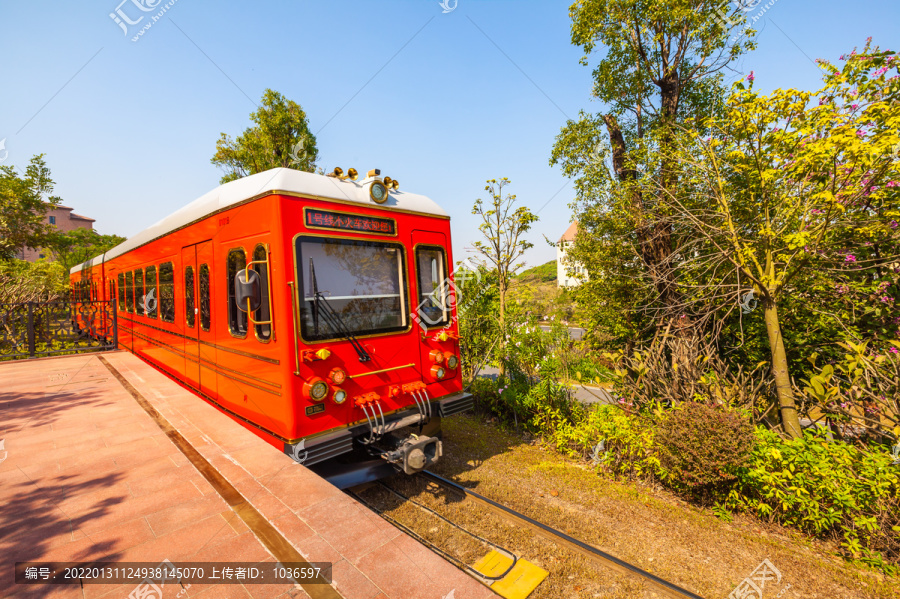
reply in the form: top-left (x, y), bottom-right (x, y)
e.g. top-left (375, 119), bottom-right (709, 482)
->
top-left (305, 208), bottom-right (396, 235)
top-left (305, 403), bottom-right (325, 416)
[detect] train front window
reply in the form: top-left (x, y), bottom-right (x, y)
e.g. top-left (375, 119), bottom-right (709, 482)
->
top-left (415, 246), bottom-right (450, 328)
top-left (296, 236), bottom-right (408, 341)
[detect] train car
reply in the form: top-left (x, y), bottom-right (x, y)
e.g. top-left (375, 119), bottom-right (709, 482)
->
top-left (70, 167), bottom-right (473, 487)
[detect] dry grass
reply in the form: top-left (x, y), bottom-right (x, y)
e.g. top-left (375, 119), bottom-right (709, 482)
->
top-left (355, 414), bottom-right (899, 599)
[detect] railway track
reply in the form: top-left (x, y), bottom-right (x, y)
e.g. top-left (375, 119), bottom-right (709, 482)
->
top-left (350, 470), bottom-right (705, 599)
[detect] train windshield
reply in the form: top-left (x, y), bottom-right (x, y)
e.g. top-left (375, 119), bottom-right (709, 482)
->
top-left (296, 236), bottom-right (409, 341)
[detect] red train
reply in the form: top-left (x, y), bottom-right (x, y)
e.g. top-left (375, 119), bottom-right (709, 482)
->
top-left (70, 167), bottom-right (472, 487)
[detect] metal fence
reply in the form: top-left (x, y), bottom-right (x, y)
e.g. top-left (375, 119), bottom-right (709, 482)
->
top-left (0, 299), bottom-right (117, 360)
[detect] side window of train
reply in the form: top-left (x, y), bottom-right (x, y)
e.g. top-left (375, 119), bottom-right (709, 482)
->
top-left (125, 271), bottom-right (134, 313)
top-left (185, 266), bottom-right (195, 328)
top-left (415, 246), bottom-right (450, 328)
top-left (199, 264), bottom-right (211, 332)
top-left (145, 266), bottom-right (158, 319)
top-left (117, 273), bottom-right (125, 311)
top-left (134, 269), bottom-right (145, 316)
top-left (253, 244), bottom-right (272, 342)
top-left (159, 262), bottom-right (175, 323)
top-left (226, 248), bottom-right (248, 337)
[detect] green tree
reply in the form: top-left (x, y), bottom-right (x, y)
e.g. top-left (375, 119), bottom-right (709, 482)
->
top-left (551, 0), bottom-right (755, 339)
top-left (0, 154), bottom-right (61, 260)
top-left (0, 259), bottom-right (68, 303)
top-left (656, 42), bottom-right (900, 437)
top-left (472, 178), bottom-right (538, 373)
top-left (211, 89), bottom-right (319, 183)
top-left (50, 228), bottom-right (126, 272)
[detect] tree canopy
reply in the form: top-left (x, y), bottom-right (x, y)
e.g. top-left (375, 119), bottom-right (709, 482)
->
top-left (50, 228), bottom-right (126, 272)
top-left (0, 154), bottom-right (61, 261)
top-left (211, 89), bottom-right (319, 184)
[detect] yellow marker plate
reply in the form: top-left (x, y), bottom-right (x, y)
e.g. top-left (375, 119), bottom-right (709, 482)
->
top-left (472, 551), bottom-right (549, 599)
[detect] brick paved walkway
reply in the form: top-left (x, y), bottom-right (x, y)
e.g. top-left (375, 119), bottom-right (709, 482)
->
top-left (0, 352), bottom-right (495, 599)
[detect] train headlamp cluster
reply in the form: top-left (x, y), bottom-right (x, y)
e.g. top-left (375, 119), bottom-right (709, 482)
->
top-left (329, 367), bottom-right (347, 385)
top-left (332, 388), bottom-right (347, 404)
top-left (428, 348), bottom-right (458, 380)
top-left (303, 378), bottom-right (330, 402)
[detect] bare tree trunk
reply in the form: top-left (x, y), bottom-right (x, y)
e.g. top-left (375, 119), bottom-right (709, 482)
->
top-left (763, 298), bottom-right (802, 439)
top-left (499, 281), bottom-right (506, 378)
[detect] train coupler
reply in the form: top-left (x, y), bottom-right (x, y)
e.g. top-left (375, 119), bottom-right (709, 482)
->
top-left (382, 434), bottom-right (442, 475)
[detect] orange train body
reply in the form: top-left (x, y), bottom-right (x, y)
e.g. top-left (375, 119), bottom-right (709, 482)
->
top-left (70, 168), bottom-right (471, 480)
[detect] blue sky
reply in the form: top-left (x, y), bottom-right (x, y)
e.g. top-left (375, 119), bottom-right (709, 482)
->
top-left (0, 0), bottom-right (897, 268)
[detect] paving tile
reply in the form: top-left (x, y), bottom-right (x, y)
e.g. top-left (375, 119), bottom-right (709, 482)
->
top-left (268, 514), bottom-right (317, 547)
top-left (2, 351), bottom-right (491, 599)
top-left (145, 494), bottom-right (230, 537)
top-left (297, 498), bottom-right (399, 565)
top-left (355, 537), bottom-right (492, 599)
top-left (189, 531), bottom-right (271, 564)
top-left (331, 559), bottom-right (382, 599)
top-left (188, 582), bottom-right (254, 598)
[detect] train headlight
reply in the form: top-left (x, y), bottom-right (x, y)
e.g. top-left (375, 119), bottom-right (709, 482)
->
top-left (430, 365), bottom-right (446, 380)
top-left (429, 349), bottom-right (444, 364)
top-left (332, 388), bottom-right (347, 405)
top-left (329, 368), bottom-right (347, 385)
top-left (304, 378), bottom-right (329, 402)
top-left (445, 354), bottom-right (459, 369)
top-left (369, 181), bottom-right (388, 204)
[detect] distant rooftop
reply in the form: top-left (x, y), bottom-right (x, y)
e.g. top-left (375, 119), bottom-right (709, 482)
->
top-left (559, 221), bottom-right (578, 243)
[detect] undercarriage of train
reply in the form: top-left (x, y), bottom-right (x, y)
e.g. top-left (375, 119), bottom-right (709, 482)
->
top-left (286, 391), bottom-right (473, 489)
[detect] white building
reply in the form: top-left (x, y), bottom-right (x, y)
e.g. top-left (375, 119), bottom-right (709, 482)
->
top-left (557, 222), bottom-right (587, 287)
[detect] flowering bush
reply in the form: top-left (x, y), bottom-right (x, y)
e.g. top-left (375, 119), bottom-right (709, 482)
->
top-left (799, 340), bottom-right (900, 444)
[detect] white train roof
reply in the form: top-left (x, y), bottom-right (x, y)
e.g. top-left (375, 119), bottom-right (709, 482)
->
top-left (72, 167), bottom-right (448, 274)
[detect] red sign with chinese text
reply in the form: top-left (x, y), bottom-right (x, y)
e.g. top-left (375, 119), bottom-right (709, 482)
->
top-left (305, 208), bottom-right (396, 235)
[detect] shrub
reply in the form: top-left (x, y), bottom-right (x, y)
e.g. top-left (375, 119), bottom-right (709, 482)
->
top-left (655, 402), bottom-right (756, 492)
top-left (547, 403), bottom-right (663, 480)
top-left (726, 427), bottom-right (900, 571)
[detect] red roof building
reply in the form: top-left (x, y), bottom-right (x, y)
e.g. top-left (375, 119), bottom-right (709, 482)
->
top-left (557, 221), bottom-right (587, 287)
top-left (15, 204), bottom-right (95, 262)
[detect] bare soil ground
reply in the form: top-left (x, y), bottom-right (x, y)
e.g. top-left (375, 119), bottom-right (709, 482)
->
top-left (354, 413), bottom-right (898, 599)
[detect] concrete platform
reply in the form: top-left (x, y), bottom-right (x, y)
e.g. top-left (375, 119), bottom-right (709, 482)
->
top-left (0, 351), bottom-right (496, 599)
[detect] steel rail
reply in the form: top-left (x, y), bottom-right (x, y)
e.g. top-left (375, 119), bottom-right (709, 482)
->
top-left (419, 470), bottom-right (706, 599)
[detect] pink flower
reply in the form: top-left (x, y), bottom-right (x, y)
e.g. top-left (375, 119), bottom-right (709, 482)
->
top-left (890, 347), bottom-right (899, 355)
top-left (810, 208), bottom-right (825, 215)
top-left (890, 220), bottom-right (899, 229)
top-left (851, 104), bottom-right (859, 110)
top-left (845, 254), bottom-right (857, 263)
top-left (840, 55), bottom-right (846, 60)
top-left (881, 296), bottom-right (895, 304)
top-left (886, 181), bottom-right (898, 187)
top-left (747, 71), bottom-right (755, 83)
top-left (856, 129), bottom-right (865, 137)
top-left (836, 284), bottom-right (849, 294)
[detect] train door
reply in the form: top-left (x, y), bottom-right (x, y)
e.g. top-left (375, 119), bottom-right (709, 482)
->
top-left (182, 241), bottom-right (217, 398)
top-left (110, 268), bottom-right (133, 352)
top-left (411, 230), bottom-right (453, 370)
top-left (181, 246), bottom-right (201, 390)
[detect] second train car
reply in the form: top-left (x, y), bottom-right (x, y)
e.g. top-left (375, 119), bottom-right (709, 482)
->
top-left (70, 167), bottom-right (473, 487)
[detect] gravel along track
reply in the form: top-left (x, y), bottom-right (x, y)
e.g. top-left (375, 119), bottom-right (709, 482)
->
top-left (350, 413), bottom-right (896, 599)
top-left (351, 472), bottom-right (702, 599)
